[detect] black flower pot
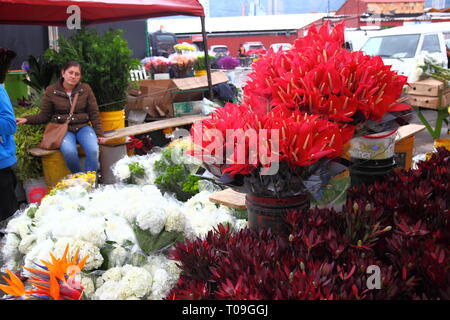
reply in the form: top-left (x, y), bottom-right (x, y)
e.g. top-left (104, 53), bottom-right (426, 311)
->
top-left (349, 157), bottom-right (396, 187)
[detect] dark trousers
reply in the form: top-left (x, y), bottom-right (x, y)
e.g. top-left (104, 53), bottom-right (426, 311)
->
top-left (0, 166), bottom-right (18, 222)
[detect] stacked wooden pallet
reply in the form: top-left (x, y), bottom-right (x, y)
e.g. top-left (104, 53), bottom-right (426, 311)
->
top-left (406, 77), bottom-right (450, 109)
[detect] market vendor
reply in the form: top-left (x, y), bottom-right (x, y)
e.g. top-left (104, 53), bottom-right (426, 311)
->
top-left (0, 48), bottom-right (19, 222)
top-left (16, 61), bottom-right (106, 174)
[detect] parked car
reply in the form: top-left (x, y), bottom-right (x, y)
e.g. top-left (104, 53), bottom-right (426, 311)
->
top-left (243, 41), bottom-right (267, 56)
top-left (360, 22), bottom-right (450, 79)
top-left (209, 45), bottom-right (229, 58)
top-left (270, 43), bottom-right (292, 52)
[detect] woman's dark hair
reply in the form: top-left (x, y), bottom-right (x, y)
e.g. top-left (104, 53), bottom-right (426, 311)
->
top-left (62, 61), bottom-right (82, 74)
top-left (0, 48), bottom-right (17, 84)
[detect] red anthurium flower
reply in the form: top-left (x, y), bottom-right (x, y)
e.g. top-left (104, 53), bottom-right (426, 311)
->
top-left (243, 21), bottom-right (411, 128)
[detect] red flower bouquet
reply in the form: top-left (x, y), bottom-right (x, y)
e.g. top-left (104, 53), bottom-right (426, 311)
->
top-left (144, 56), bottom-right (171, 74)
top-left (244, 22), bottom-right (411, 134)
top-left (190, 22), bottom-right (411, 201)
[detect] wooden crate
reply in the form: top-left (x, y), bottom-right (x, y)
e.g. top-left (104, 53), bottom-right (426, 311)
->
top-left (407, 90), bottom-right (450, 109)
top-left (406, 78), bottom-right (446, 97)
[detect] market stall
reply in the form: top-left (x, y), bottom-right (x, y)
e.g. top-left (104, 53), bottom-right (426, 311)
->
top-left (1, 20), bottom-right (449, 302)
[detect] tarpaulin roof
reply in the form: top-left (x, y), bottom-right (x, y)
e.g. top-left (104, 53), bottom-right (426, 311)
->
top-left (0, 0), bottom-right (205, 26)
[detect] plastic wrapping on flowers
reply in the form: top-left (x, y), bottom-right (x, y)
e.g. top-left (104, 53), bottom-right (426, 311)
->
top-left (0, 150), bottom-right (247, 299)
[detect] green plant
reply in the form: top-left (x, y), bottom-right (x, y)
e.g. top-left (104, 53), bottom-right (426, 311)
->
top-left (193, 54), bottom-right (215, 71)
top-left (126, 162), bottom-right (146, 184)
top-left (154, 148), bottom-right (201, 202)
top-left (44, 28), bottom-right (140, 112)
top-left (22, 55), bottom-right (59, 94)
top-left (13, 106), bottom-right (45, 182)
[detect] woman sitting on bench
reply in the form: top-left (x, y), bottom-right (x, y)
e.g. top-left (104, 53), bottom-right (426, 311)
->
top-left (16, 61), bottom-right (106, 173)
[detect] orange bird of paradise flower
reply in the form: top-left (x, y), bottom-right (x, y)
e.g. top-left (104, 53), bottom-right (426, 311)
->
top-left (0, 244), bottom-right (89, 300)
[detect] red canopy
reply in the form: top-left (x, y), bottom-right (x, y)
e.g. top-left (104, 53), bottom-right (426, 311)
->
top-left (0, 0), bottom-right (205, 26)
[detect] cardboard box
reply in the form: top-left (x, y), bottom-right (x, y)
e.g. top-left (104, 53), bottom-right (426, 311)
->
top-left (133, 71), bottom-right (228, 117)
top-left (407, 90), bottom-right (450, 109)
top-left (406, 78), bottom-right (446, 97)
top-left (173, 100), bottom-right (203, 117)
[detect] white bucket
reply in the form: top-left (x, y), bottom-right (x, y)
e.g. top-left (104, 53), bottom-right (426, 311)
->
top-left (153, 73), bottom-right (170, 80)
top-left (349, 129), bottom-right (398, 160)
top-left (23, 178), bottom-right (48, 204)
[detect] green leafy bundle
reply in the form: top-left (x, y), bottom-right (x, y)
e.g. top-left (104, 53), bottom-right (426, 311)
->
top-left (44, 28), bottom-right (140, 112)
top-left (193, 54), bottom-right (215, 71)
top-left (126, 161), bottom-right (146, 184)
top-left (154, 148), bottom-right (201, 202)
top-left (13, 106), bottom-right (45, 182)
top-left (420, 56), bottom-right (450, 83)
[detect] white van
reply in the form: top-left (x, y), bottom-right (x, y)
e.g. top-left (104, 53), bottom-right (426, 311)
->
top-left (360, 22), bottom-right (450, 79)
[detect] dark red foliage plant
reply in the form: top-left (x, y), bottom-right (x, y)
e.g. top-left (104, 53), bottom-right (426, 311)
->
top-left (167, 148), bottom-right (449, 300)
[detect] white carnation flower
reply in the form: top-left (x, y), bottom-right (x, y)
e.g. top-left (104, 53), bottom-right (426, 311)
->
top-left (23, 239), bottom-right (55, 276)
top-left (104, 215), bottom-right (137, 246)
top-left (80, 276), bottom-right (96, 299)
top-left (121, 266), bottom-right (153, 298)
top-left (115, 162), bottom-right (131, 181)
top-left (101, 267), bottom-right (123, 283)
top-left (53, 238), bottom-right (103, 271)
top-left (164, 202), bottom-right (185, 233)
top-left (93, 281), bottom-right (122, 300)
top-left (136, 208), bottom-right (167, 235)
top-left (1, 233), bottom-right (22, 271)
top-left (6, 214), bottom-right (32, 239)
top-left (94, 265), bottom-right (153, 300)
top-left (48, 214), bottom-right (106, 248)
top-left (149, 268), bottom-right (170, 300)
top-left (108, 246), bottom-right (129, 268)
top-left (234, 219), bottom-right (248, 231)
top-left (18, 234), bottom-right (37, 254)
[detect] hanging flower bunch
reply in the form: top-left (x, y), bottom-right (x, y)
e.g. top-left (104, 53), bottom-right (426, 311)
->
top-left (244, 22), bottom-right (411, 128)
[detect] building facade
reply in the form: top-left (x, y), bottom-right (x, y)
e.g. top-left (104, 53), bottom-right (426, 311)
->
top-left (298, 0), bottom-right (450, 35)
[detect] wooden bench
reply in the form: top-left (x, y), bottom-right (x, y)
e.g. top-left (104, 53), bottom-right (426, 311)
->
top-left (102, 114), bottom-right (207, 143)
top-left (29, 114), bottom-right (208, 156)
top-left (209, 188), bottom-right (246, 210)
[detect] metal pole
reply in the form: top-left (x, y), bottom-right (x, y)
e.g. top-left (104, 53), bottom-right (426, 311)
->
top-left (200, 16), bottom-right (214, 99)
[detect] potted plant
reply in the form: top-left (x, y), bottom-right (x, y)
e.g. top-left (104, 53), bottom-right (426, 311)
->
top-left (190, 22), bottom-right (411, 234)
top-left (13, 104), bottom-right (48, 203)
top-left (44, 28), bottom-right (140, 143)
top-left (21, 54), bottom-right (59, 107)
top-left (193, 53), bottom-right (215, 77)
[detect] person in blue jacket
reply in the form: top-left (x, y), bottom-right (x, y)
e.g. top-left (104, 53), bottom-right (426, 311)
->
top-left (0, 48), bottom-right (18, 222)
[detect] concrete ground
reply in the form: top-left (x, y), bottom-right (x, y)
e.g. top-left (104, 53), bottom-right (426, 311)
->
top-left (409, 108), bottom-right (450, 156)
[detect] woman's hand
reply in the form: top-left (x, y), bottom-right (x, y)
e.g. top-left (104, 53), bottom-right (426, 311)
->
top-left (16, 118), bottom-right (27, 125)
top-left (97, 137), bottom-right (106, 145)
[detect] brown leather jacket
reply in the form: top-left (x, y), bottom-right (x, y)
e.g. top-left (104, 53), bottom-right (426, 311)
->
top-left (25, 78), bottom-right (104, 136)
